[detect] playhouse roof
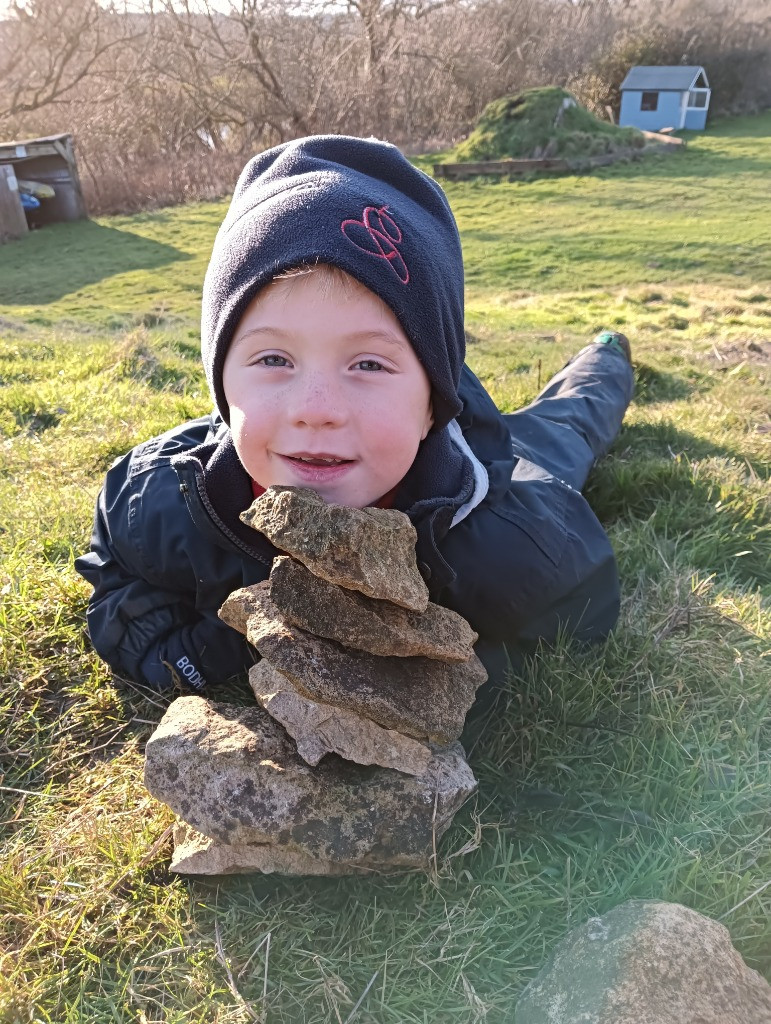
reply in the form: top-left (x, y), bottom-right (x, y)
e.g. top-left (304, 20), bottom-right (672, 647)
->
top-left (620, 66), bottom-right (706, 91)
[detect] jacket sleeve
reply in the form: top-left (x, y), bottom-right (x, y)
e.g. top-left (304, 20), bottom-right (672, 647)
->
top-left (76, 451), bottom-right (253, 690)
top-left (436, 463), bottom-right (621, 659)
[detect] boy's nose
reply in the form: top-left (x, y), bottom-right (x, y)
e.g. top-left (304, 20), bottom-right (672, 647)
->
top-left (288, 373), bottom-right (347, 428)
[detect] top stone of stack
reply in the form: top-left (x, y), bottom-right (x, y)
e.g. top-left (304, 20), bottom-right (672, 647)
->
top-left (241, 486), bottom-right (430, 611)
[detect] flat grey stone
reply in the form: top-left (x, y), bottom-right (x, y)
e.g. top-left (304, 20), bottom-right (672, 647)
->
top-left (249, 660), bottom-right (433, 775)
top-left (220, 587), bottom-right (487, 743)
top-left (145, 697), bottom-right (477, 867)
top-left (268, 556), bottom-right (477, 662)
top-left (240, 486), bottom-right (429, 611)
top-left (515, 900), bottom-right (771, 1024)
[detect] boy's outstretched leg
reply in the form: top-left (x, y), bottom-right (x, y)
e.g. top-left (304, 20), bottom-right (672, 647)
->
top-left (504, 331), bottom-right (635, 491)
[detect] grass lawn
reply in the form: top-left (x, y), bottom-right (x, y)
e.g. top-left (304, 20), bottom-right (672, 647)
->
top-left (1, 113), bottom-right (770, 1022)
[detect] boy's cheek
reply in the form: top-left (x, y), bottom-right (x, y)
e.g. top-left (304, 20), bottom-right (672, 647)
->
top-left (230, 401), bottom-right (271, 440)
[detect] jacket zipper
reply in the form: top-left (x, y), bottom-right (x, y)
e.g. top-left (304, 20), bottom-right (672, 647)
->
top-left (183, 466), bottom-right (273, 567)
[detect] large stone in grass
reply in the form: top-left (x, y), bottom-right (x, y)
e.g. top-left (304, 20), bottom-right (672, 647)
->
top-left (145, 697), bottom-right (477, 867)
top-left (267, 556), bottom-right (477, 662)
top-left (220, 588), bottom-right (487, 744)
top-left (249, 660), bottom-right (433, 775)
top-left (515, 900), bottom-right (771, 1024)
top-left (240, 486), bottom-right (429, 611)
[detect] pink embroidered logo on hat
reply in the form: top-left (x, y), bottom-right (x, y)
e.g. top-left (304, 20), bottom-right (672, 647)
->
top-left (341, 205), bottom-right (410, 284)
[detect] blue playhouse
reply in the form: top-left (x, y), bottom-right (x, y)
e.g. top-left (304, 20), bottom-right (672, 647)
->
top-left (619, 66), bottom-right (711, 132)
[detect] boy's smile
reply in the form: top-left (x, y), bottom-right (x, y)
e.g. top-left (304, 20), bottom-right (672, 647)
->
top-left (222, 267), bottom-right (434, 508)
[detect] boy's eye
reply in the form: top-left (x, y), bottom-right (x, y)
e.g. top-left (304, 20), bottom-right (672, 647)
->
top-left (257, 354), bottom-right (290, 367)
top-left (354, 359), bottom-right (386, 372)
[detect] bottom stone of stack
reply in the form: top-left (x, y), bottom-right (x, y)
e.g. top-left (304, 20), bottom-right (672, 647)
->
top-left (170, 823), bottom-right (374, 876)
top-left (145, 696), bottom-right (477, 875)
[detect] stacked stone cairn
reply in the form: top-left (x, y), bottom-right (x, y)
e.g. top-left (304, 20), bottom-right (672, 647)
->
top-left (144, 486), bottom-right (487, 876)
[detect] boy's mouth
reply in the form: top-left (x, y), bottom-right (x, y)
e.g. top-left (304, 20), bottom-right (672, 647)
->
top-left (284, 452), bottom-right (353, 467)
top-left (279, 452), bottom-right (356, 485)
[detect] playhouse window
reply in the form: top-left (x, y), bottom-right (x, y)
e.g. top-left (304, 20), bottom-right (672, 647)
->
top-left (640, 92), bottom-right (659, 112)
top-left (689, 90), bottom-right (708, 108)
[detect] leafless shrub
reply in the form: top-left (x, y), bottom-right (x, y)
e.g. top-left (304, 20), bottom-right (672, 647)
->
top-left (79, 149), bottom-right (248, 216)
top-left (571, 0), bottom-right (771, 117)
top-left (1, 0), bottom-right (768, 215)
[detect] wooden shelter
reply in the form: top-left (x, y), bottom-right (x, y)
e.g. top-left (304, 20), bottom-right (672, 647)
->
top-left (0, 133), bottom-right (87, 241)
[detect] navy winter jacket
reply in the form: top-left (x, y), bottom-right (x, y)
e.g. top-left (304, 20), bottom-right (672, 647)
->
top-left (76, 366), bottom-right (620, 692)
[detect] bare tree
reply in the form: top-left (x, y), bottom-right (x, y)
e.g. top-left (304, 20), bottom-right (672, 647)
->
top-left (0, 0), bottom-right (144, 129)
top-left (146, 0), bottom-right (333, 150)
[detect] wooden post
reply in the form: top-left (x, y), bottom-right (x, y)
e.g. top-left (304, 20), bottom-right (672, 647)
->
top-left (0, 164), bottom-right (28, 243)
top-left (53, 134), bottom-right (87, 217)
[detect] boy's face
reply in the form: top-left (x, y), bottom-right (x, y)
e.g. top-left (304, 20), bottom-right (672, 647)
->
top-left (222, 269), bottom-right (434, 508)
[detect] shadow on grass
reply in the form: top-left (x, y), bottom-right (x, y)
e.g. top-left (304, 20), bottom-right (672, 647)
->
top-left (587, 423), bottom-right (770, 589)
top-left (632, 362), bottom-right (701, 404)
top-left (0, 220), bottom-right (190, 306)
top-left (607, 419), bottom-right (767, 472)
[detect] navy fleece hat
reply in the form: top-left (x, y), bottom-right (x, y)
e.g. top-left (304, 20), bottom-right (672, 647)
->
top-left (201, 135), bottom-right (465, 431)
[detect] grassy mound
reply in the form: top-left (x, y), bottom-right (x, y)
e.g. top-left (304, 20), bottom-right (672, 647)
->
top-left (454, 86), bottom-right (645, 162)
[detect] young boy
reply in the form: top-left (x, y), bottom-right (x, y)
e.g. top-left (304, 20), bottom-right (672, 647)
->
top-left (76, 134), bottom-right (634, 695)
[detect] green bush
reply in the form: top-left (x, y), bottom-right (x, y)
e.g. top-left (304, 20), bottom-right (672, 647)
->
top-left (454, 87), bottom-right (644, 162)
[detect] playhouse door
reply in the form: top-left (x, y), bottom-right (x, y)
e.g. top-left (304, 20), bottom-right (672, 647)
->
top-left (678, 91), bottom-right (688, 129)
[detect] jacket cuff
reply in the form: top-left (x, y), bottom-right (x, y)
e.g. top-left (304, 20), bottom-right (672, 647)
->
top-left (139, 632), bottom-right (208, 692)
